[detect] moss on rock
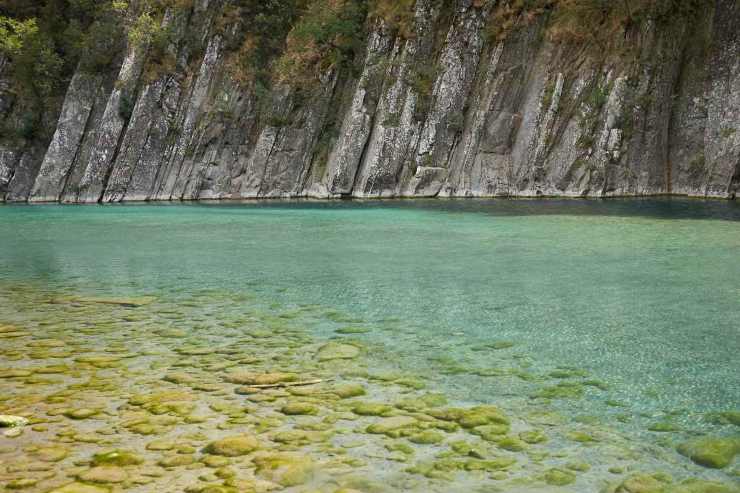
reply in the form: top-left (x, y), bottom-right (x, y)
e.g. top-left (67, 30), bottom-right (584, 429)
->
top-left (204, 435), bottom-right (261, 457)
top-left (677, 437), bottom-right (740, 469)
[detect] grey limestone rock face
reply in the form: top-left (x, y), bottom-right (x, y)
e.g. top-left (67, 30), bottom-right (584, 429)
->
top-left (75, 42), bottom-right (148, 203)
top-left (29, 71), bottom-right (101, 203)
top-left (323, 25), bottom-right (395, 197)
top-left (2, 0), bottom-right (738, 203)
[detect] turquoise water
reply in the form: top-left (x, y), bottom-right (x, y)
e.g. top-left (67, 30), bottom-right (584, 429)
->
top-left (2, 200), bottom-right (739, 411)
top-left (1, 199), bottom-right (739, 491)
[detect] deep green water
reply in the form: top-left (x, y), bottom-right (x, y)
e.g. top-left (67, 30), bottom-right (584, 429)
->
top-left (1, 198), bottom-right (739, 491)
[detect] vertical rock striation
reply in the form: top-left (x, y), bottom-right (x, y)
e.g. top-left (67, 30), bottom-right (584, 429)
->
top-left (1, 0), bottom-right (738, 203)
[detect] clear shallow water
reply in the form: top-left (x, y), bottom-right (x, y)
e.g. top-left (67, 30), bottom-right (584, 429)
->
top-left (2, 200), bottom-right (739, 412)
top-left (1, 199), bottom-right (739, 492)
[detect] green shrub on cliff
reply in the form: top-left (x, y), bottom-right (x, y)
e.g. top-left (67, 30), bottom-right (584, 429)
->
top-left (486, 0), bottom-right (704, 50)
top-left (273, 0), bottom-right (368, 85)
top-left (218, 0), bottom-right (305, 88)
top-left (370, 0), bottom-right (415, 38)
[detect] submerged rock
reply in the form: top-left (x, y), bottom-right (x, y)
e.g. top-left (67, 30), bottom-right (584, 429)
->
top-left (158, 454), bottom-right (196, 467)
top-left (6, 478), bottom-right (39, 489)
top-left (366, 416), bottom-right (417, 436)
top-left (316, 342), bottom-right (360, 361)
top-left (544, 468), bottom-right (576, 486)
top-left (332, 383), bottom-right (366, 399)
top-left (77, 466), bottom-right (128, 483)
top-left (56, 296), bottom-right (157, 307)
top-left (352, 402), bottom-right (394, 417)
top-left (48, 483), bottom-right (111, 493)
top-left (677, 437), bottom-right (740, 469)
top-left (670, 479), bottom-right (740, 493)
top-left (0, 415), bottom-right (28, 427)
top-left (520, 430), bottom-right (548, 444)
top-left (280, 401), bottom-right (319, 416)
top-left (91, 450), bottom-right (143, 467)
top-left (63, 408), bottom-right (100, 420)
top-left (224, 371), bottom-right (297, 386)
top-left (609, 473), bottom-right (669, 493)
top-left (253, 452), bottom-right (314, 487)
top-left (497, 436), bottom-right (527, 452)
top-left (708, 411), bottom-right (740, 427)
top-left (33, 446), bottom-right (70, 462)
top-left (409, 430), bottom-right (445, 445)
top-left (204, 435), bottom-right (260, 456)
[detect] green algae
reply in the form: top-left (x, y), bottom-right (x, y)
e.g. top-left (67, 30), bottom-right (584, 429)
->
top-left (91, 450), bottom-right (143, 467)
top-left (253, 452), bottom-right (314, 487)
top-left (544, 468), bottom-right (576, 486)
top-left (280, 401), bottom-right (320, 415)
top-left (204, 435), bottom-right (261, 456)
top-left (352, 402), bottom-right (394, 417)
top-left (408, 430), bottom-right (445, 444)
top-left (332, 383), bottom-right (366, 398)
top-left (47, 483), bottom-right (111, 493)
top-left (677, 437), bottom-right (740, 469)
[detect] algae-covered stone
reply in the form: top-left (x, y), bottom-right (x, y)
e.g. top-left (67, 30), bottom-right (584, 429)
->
top-left (163, 372), bottom-right (198, 385)
top-left (48, 483), bottom-right (111, 493)
top-left (497, 436), bottom-right (526, 452)
top-left (535, 382), bottom-right (584, 399)
top-left (272, 430), bottom-right (322, 444)
top-left (333, 383), bottom-right (366, 399)
top-left (336, 326), bottom-right (370, 334)
top-left (648, 422), bottom-right (681, 432)
top-left (607, 473), bottom-right (670, 493)
top-left (201, 456), bottom-right (231, 468)
top-left (189, 486), bottom-right (240, 493)
top-left (280, 401), bottom-right (319, 416)
top-left (472, 424), bottom-right (510, 441)
top-left (677, 437), bottom-right (740, 469)
top-left (146, 439), bottom-right (176, 451)
top-left (491, 341), bottom-right (515, 350)
top-left (520, 430), bottom-right (548, 444)
top-left (158, 454), bottom-right (196, 467)
top-left (568, 431), bottom-right (597, 443)
top-left (254, 452), bottom-right (314, 487)
top-left (91, 450), bottom-right (143, 466)
top-left (544, 468), bottom-right (576, 486)
top-left (352, 402), bottom-right (393, 417)
top-left (224, 372), bottom-right (297, 386)
top-left (34, 445), bottom-right (69, 462)
top-left (409, 430), bottom-right (445, 445)
top-left (205, 435), bottom-right (260, 456)
top-left (78, 466), bottom-right (128, 483)
top-left (0, 369), bottom-right (33, 378)
top-left (6, 478), bottom-right (39, 489)
top-left (0, 415), bottom-right (28, 427)
top-left (708, 412), bottom-right (740, 427)
top-left (671, 479), bottom-right (740, 493)
top-left (63, 408), bottom-right (100, 420)
top-left (566, 462), bottom-right (591, 472)
top-left (316, 342), bottom-right (360, 361)
top-left (66, 296), bottom-right (156, 307)
top-left (366, 416), bottom-right (417, 436)
top-left (457, 406), bottom-right (509, 428)
top-left (387, 442), bottom-right (416, 455)
top-left (465, 457), bottom-right (517, 471)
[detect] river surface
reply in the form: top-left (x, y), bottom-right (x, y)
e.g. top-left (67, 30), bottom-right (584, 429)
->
top-left (0, 199), bottom-right (738, 493)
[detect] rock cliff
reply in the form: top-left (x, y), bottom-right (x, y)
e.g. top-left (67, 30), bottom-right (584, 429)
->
top-left (1, 0), bottom-right (738, 202)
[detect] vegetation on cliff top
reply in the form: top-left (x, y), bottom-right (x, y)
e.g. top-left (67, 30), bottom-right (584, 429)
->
top-left (0, 0), bottom-right (707, 141)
